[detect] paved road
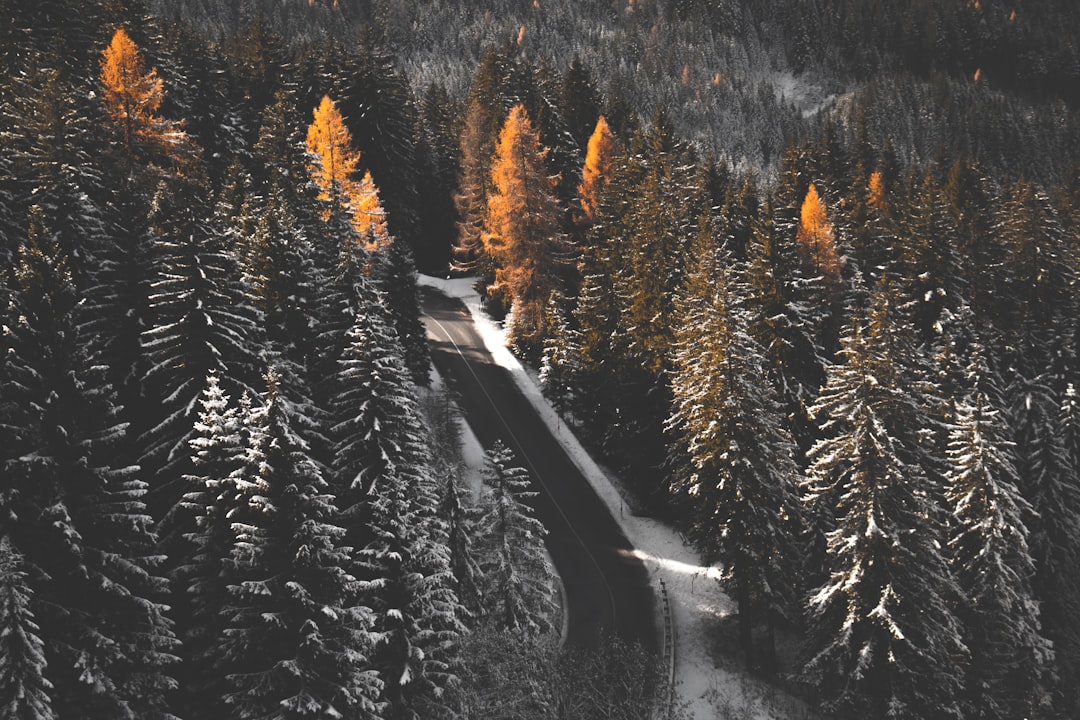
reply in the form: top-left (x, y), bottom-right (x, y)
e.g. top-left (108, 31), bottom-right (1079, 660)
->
top-left (421, 288), bottom-right (657, 651)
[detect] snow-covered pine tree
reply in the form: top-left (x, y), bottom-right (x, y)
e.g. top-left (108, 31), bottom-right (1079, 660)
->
top-left (0, 538), bottom-right (55, 720)
top-left (438, 469), bottom-right (485, 623)
top-left (330, 301), bottom-right (463, 719)
top-left (1, 209), bottom-right (180, 720)
top-left (539, 290), bottom-right (576, 420)
top-left (667, 215), bottom-right (803, 674)
top-left (173, 372), bottom-right (247, 718)
top-left (802, 281), bottom-right (968, 720)
top-left (220, 367), bottom-right (382, 720)
top-left (476, 441), bottom-right (557, 636)
top-left (946, 364), bottom-right (1055, 719)
top-left (141, 174), bottom-right (263, 541)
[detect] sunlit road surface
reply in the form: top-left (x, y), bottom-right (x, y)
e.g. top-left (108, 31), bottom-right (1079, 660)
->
top-left (422, 287), bottom-right (657, 651)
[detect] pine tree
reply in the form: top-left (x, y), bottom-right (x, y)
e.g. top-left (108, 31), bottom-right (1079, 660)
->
top-left (1009, 376), bottom-right (1080, 712)
top-left (1, 210), bottom-right (180, 719)
top-left (329, 301), bottom-right (462, 718)
top-left (802, 282), bottom-right (968, 720)
top-left (438, 471), bottom-right (485, 623)
top-left (220, 368), bottom-right (382, 720)
top-left (174, 372), bottom-right (247, 719)
top-left (946, 370), bottom-right (1055, 719)
top-left (476, 442), bottom-right (557, 636)
top-left (667, 217), bottom-right (802, 673)
top-left (0, 539), bottom-right (55, 720)
top-left (482, 103), bottom-right (569, 357)
top-left (141, 175), bottom-right (263, 535)
top-left (373, 236), bottom-right (431, 387)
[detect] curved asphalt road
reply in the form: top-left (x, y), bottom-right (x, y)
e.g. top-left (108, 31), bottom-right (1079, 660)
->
top-left (421, 287), bottom-right (657, 651)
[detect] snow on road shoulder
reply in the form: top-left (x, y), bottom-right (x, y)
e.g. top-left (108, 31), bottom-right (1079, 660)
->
top-left (419, 275), bottom-right (805, 719)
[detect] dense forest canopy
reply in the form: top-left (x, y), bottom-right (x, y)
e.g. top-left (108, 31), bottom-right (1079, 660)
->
top-left (3, 0), bottom-right (1080, 718)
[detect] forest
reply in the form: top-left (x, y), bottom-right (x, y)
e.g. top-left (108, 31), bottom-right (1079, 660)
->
top-left (2, 0), bottom-right (1080, 719)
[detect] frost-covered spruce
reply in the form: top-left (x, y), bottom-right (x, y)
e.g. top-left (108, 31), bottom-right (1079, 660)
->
top-left (219, 368), bottom-right (382, 720)
top-left (0, 215), bottom-right (180, 720)
top-left (142, 176), bottom-right (263, 552)
top-left (0, 538), bottom-right (55, 720)
top-left (947, 376), bottom-right (1054, 719)
top-left (331, 304), bottom-right (463, 718)
top-left (476, 441), bottom-right (557, 636)
top-left (173, 372), bottom-right (247, 717)
top-left (801, 282), bottom-right (968, 720)
top-left (667, 218), bottom-right (802, 673)
top-left (1008, 374), bottom-right (1080, 709)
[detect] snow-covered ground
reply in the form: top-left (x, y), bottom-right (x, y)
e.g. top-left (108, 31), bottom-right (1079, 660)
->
top-left (419, 275), bottom-right (810, 720)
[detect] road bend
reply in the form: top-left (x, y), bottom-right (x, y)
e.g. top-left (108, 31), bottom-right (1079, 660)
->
top-left (421, 287), bottom-right (657, 652)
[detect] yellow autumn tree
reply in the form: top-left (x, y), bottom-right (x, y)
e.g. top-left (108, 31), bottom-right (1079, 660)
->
top-left (483, 104), bottom-right (566, 355)
top-left (796, 183), bottom-right (842, 283)
top-left (99, 27), bottom-right (188, 174)
top-left (305, 95), bottom-right (388, 248)
top-left (578, 115), bottom-right (617, 222)
top-left (867, 170), bottom-right (887, 211)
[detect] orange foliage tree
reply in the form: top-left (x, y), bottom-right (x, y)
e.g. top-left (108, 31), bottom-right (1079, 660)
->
top-left (578, 115), bottom-right (617, 222)
top-left (99, 27), bottom-right (188, 175)
top-left (868, 170), bottom-right (887, 211)
top-left (305, 95), bottom-right (388, 248)
top-left (796, 183), bottom-right (842, 283)
top-left (483, 104), bottom-right (566, 354)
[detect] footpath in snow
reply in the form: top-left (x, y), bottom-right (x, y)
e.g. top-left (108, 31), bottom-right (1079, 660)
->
top-left (418, 275), bottom-right (810, 720)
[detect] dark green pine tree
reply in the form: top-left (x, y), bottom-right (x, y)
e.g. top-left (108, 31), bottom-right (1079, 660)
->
top-left (744, 190), bottom-right (829, 458)
top-left (330, 301), bottom-right (463, 719)
top-left (557, 56), bottom-right (601, 153)
top-left (802, 282), bottom-right (968, 720)
top-left (476, 441), bottom-right (557, 637)
top-left (0, 210), bottom-right (180, 720)
top-left (0, 538), bottom-right (56, 720)
top-left (412, 83), bottom-right (459, 273)
top-left (1009, 378), bottom-right (1080, 714)
top-left (667, 216), bottom-right (803, 674)
top-left (4, 59), bottom-right (111, 289)
top-left (892, 171), bottom-right (966, 346)
top-left (995, 179), bottom-right (1075, 376)
top-left (373, 236), bottom-right (431, 387)
top-left (946, 359), bottom-right (1055, 720)
top-left (220, 368), bottom-right (382, 720)
top-left (141, 175), bottom-right (264, 538)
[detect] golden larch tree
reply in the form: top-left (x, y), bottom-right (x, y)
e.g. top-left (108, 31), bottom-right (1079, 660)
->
top-left (305, 95), bottom-right (388, 249)
top-left (99, 27), bottom-right (188, 174)
top-left (578, 115), bottom-right (617, 222)
top-left (796, 183), bottom-right (842, 283)
top-left (483, 104), bottom-right (566, 355)
top-left (868, 170), bottom-right (887, 212)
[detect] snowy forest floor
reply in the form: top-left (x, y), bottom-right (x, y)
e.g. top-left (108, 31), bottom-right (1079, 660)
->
top-left (418, 275), bottom-right (815, 720)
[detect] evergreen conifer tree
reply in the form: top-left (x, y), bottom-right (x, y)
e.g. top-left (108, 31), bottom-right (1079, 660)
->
top-left (0, 538), bottom-right (55, 720)
top-left (476, 442), bottom-right (557, 636)
top-left (946, 364), bottom-right (1055, 719)
top-left (1, 210), bottom-right (180, 719)
top-left (802, 282), bottom-right (968, 720)
top-left (667, 216), bottom-right (802, 673)
top-left (220, 368), bottom-right (381, 720)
